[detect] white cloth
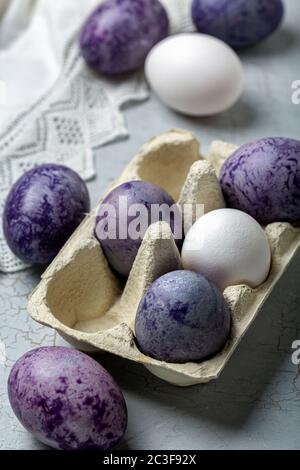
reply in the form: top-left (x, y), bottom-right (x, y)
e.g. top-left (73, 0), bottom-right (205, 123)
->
top-left (0, 0), bottom-right (194, 273)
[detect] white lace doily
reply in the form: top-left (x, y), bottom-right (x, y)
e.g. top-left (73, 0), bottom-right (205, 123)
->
top-left (0, 0), bottom-right (194, 273)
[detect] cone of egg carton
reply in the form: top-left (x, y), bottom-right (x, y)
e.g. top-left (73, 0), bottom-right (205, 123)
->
top-left (28, 129), bottom-right (300, 386)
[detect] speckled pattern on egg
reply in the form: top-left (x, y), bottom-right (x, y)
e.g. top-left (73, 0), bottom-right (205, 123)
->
top-left (3, 164), bottom-right (90, 265)
top-left (7, 347), bottom-right (127, 450)
top-left (80, 0), bottom-right (169, 75)
top-left (135, 271), bottom-right (231, 363)
top-left (192, 0), bottom-right (284, 48)
top-left (219, 137), bottom-right (300, 224)
top-left (95, 180), bottom-right (182, 277)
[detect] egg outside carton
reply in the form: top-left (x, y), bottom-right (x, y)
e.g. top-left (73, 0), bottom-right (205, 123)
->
top-left (27, 129), bottom-right (300, 387)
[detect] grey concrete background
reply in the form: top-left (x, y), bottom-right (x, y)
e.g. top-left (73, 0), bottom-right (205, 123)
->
top-left (0, 0), bottom-right (300, 450)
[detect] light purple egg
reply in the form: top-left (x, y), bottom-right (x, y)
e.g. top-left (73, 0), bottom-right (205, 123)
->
top-left (135, 270), bottom-right (231, 363)
top-left (95, 181), bottom-right (183, 277)
top-left (192, 0), bottom-right (284, 49)
top-left (220, 137), bottom-right (300, 225)
top-left (80, 0), bottom-right (169, 75)
top-left (8, 347), bottom-right (127, 450)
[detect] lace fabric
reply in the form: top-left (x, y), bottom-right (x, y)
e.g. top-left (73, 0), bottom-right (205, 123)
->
top-left (0, 0), bottom-right (193, 273)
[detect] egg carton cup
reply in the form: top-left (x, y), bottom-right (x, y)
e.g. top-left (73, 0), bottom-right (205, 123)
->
top-left (28, 129), bottom-right (300, 387)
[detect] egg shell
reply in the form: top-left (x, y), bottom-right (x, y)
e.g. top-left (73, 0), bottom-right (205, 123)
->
top-left (219, 137), bottom-right (300, 224)
top-left (181, 208), bottom-right (271, 291)
top-left (3, 164), bottom-right (90, 265)
top-left (135, 270), bottom-right (231, 363)
top-left (145, 33), bottom-right (244, 116)
top-left (95, 180), bottom-right (182, 277)
top-left (80, 0), bottom-right (169, 75)
top-left (192, 0), bottom-right (284, 49)
top-left (7, 347), bottom-right (127, 450)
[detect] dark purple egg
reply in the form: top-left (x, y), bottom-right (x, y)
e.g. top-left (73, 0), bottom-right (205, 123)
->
top-left (135, 270), bottom-right (231, 363)
top-left (3, 164), bottom-right (90, 265)
top-left (7, 347), bottom-right (127, 450)
top-left (220, 137), bottom-right (300, 225)
top-left (192, 0), bottom-right (284, 49)
top-left (80, 0), bottom-right (169, 75)
top-left (95, 180), bottom-right (183, 277)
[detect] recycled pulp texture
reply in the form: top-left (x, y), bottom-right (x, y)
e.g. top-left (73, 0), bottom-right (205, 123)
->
top-left (27, 129), bottom-right (300, 386)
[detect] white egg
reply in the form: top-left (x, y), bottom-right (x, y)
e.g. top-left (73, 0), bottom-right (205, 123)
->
top-left (145, 33), bottom-right (244, 116)
top-left (181, 209), bottom-right (271, 291)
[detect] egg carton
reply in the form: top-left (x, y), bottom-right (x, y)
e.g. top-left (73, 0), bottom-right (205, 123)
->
top-left (28, 129), bottom-right (300, 387)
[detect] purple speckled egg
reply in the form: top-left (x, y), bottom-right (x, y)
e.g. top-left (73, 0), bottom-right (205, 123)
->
top-left (80, 0), bottom-right (169, 75)
top-left (3, 164), bottom-right (90, 265)
top-left (220, 137), bottom-right (300, 225)
top-left (8, 347), bottom-right (127, 450)
top-left (192, 0), bottom-right (284, 49)
top-left (135, 270), bottom-right (231, 363)
top-left (95, 181), bottom-right (182, 277)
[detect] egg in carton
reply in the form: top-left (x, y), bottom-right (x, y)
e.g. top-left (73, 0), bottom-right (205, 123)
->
top-left (28, 129), bottom-right (300, 386)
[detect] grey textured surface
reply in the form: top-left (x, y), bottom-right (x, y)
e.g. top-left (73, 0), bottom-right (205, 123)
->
top-left (1, 0), bottom-right (300, 450)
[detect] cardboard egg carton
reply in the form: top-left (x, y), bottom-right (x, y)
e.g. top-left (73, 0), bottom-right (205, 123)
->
top-left (28, 129), bottom-right (300, 386)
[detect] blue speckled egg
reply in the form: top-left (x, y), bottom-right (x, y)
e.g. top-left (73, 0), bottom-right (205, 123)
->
top-left (3, 164), bottom-right (90, 265)
top-left (220, 137), bottom-right (300, 224)
top-left (80, 0), bottom-right (169, 75)
top-left (135, 270), bottom-right (231, 363)
top-left (192, 0), bottom-right (284, 49)
top-left (8, 347), bottom-right (127, 450)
